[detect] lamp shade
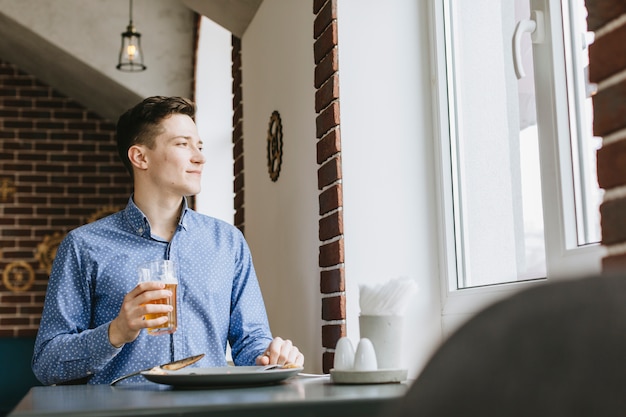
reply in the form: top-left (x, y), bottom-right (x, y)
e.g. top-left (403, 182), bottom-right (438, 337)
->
top-left (117, 23), bottom-right (146, 72)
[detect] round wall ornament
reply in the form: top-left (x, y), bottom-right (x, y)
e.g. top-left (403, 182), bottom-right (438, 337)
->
top-left (3, 260), bottom-right (35, 292)
top-left (267, 110), bottom-right (283, 182)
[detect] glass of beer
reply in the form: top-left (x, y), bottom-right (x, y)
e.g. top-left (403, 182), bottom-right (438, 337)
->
top-left (138, 259), bottom-right (178, 335)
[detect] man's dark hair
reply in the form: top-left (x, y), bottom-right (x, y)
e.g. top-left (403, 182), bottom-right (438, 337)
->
top-left (116, 96), bottom-right (196, 179)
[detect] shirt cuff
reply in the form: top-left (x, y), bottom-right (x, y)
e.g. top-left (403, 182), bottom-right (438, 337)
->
top-left (93, 322), bottom-right (124, 358)
top-left (106, 321), bottom-right (125, 349)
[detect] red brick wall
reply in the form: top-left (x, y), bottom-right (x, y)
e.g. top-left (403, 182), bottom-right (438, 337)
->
top-left (314, 0), bottom-right (346, 374)
top-left (586, 2), bottom-right (626, 270)
top-left (0, 59), bottom-right (133, 337)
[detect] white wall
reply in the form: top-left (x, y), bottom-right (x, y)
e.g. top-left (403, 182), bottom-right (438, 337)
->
top-left (241, 0), bottom-right (322, 372)
top-left (0, 0), bottom-right (194, 99)
top-left (336, 0), bottom-right (443, 377)
top-left (240, 0), bottom-right (444, 377)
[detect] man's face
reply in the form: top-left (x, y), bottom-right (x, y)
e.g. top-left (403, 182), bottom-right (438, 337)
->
top-left (142, 113), bottom-right (205, 197)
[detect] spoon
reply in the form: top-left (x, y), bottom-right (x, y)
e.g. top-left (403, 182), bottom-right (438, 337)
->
top-left (110, 353), bottom-right (205, 385)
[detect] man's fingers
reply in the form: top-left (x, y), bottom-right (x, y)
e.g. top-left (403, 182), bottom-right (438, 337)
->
top-left (128, 281), bottom-right (165, 298)
top-left (286, 346), bottom-right (302, 365)
top-left (262, 338), bottom-right (304, 365)
top-left (258, 337), bottom-right (305, 367)
top-left (134, 288), bottom-right (173, 308)
top-left (278, 339), bottom-right (294, 364)
top-left (256, 354), bottom-right (270, 366)
top-left (268, 337), bottom-right (285, 364)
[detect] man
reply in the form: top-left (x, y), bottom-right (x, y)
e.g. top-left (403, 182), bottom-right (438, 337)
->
top-left (32, 96), bottom-right (303, 385)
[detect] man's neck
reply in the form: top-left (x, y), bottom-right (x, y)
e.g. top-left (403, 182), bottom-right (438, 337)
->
top-left (133, 188), bottom-right (183, 241)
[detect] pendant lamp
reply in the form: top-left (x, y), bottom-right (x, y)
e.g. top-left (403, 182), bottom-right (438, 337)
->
top-left (116, 0), bottom-right (146, 72)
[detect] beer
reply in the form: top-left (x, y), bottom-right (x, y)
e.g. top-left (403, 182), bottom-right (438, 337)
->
top-left (144, 282), bottom-right (178, 335)
top-left (138, 259), bottom-right (179, 336)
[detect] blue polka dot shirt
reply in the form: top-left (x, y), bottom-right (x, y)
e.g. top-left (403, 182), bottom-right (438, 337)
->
top-left (32, 196), bottom-right (273, 385)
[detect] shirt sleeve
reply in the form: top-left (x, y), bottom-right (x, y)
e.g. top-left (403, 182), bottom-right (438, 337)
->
top-left (227, 233), bottom-right (273, 365)
top-left (32, 233), bottom-right (122, 385)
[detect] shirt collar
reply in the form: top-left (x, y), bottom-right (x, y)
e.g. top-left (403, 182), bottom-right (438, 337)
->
top-left (124, 195), bottom-right (190, 238)
top-left (179, 197), bottom-right (190, 230)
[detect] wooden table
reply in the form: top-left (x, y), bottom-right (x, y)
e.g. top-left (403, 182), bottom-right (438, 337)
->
top-left (8, 376), bottom-right (409, 417)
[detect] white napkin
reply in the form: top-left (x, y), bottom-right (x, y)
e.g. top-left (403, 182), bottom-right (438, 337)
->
top-left (359, 277), bottom-right (418, 316)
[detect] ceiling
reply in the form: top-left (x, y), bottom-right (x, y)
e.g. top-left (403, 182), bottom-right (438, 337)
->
top-left (0, 0), bottom-right (262, 121)
top-left (181, 0), bottom-right (263, 38)
top-left (0, 11), bottom-right (141, 122)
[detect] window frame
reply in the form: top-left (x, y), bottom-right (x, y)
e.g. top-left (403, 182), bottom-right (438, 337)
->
top-left (430, 0), bottom-right (606, 335)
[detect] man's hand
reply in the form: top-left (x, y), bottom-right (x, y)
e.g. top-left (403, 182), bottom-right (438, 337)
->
top-left (108, 282), bottom-right (173, 348)
top-left (256, 337), bottom-right (304, 367)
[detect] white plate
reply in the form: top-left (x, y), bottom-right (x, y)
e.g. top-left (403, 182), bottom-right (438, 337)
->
top-left (141, 366), bottom-right (303, 387)
top-left (330, 368), bottom-right (408, 384)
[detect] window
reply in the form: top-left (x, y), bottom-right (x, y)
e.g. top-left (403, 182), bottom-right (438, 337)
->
top-left (431, 0), bottom-right (606, 331)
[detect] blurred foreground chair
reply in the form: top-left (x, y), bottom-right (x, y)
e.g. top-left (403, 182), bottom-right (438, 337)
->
top-left (389, 274), bottom-right (626, 417)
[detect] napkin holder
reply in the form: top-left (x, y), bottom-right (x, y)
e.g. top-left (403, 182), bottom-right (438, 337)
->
top-left (359, 314), bottom-right (404, 370)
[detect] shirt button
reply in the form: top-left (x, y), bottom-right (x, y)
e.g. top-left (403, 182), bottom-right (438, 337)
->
top-left (138, 227), bottom-right (144, 234)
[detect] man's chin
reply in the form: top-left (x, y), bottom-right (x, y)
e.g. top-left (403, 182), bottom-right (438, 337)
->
top-left (183, 186), bottom-right (201, 197)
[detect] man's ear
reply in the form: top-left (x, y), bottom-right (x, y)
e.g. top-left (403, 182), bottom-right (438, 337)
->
top-left (128, 145), bottom-right (148, 171)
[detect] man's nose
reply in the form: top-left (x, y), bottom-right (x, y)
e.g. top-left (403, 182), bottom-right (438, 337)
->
top-left (193, 148), bottom-right (206, 164)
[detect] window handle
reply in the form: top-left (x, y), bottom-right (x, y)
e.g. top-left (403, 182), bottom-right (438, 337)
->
top-left (513, 10), bottom-right (545, 79)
